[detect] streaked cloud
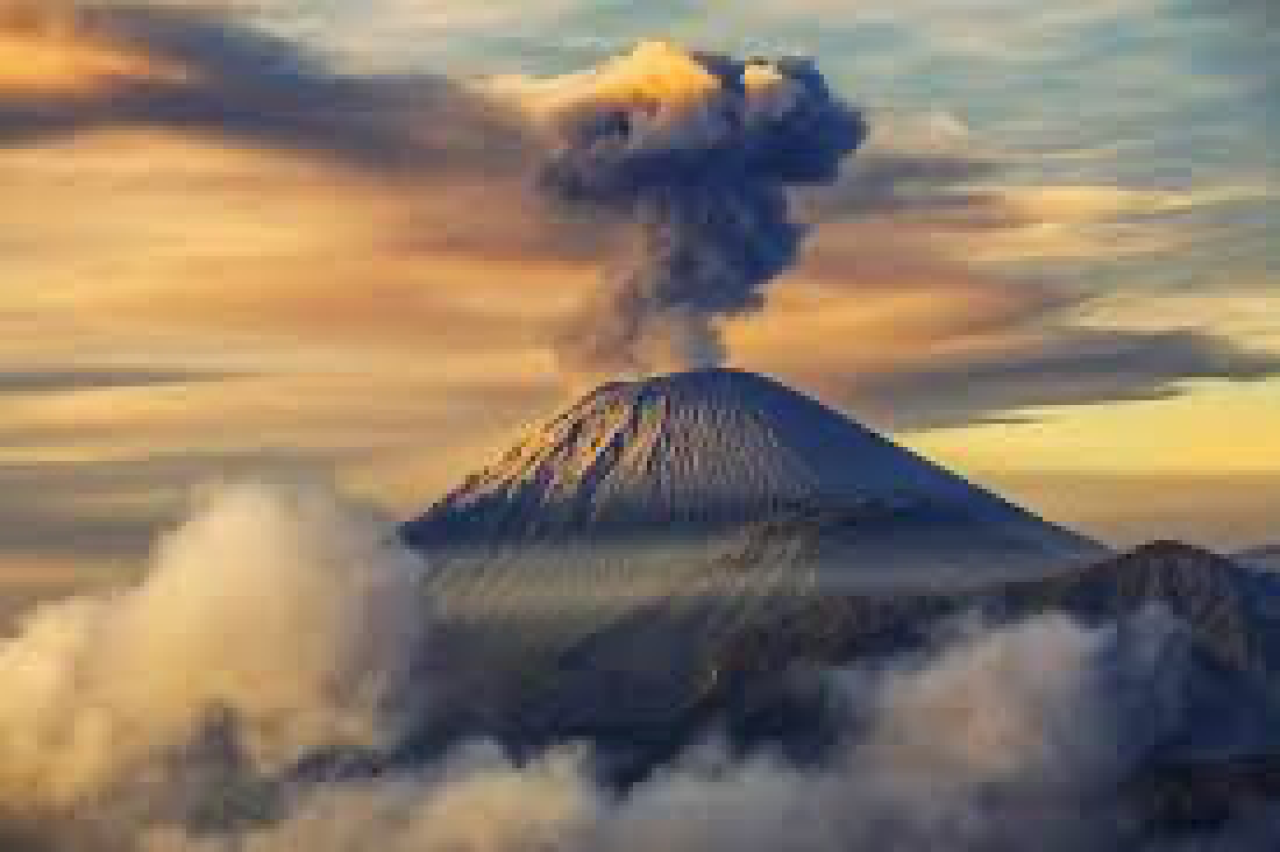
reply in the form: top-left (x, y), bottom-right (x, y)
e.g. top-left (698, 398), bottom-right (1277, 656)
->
top-left (0, 366), bottom-right (234, 394)
top-left (0, 0), bottom-right (533, 175)
top-left (799, 328), bottom-right (1278, 431)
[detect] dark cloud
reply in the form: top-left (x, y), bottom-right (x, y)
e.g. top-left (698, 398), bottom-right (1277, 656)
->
top-left (0, 373), bottom-right (559, 567)
top-left (0, 448), bottom-right (363, 561)
top-left (0, 498), bottom-right (161, 562)
top-left (0, 366), bottom-right (238, 395)
top-left (810, 328), bottom-right (1280, 431)
top-left (0, 0), bottom-right (533, 175)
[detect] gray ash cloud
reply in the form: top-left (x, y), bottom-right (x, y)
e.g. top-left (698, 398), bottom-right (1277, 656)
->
top-left (521, 42), bottom-right (866, 381)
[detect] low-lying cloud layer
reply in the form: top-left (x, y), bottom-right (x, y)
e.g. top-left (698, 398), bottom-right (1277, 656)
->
top-left (0, 480), bottom-right (1275, 850)
top-left (0, 483), bottom-right (430, 811)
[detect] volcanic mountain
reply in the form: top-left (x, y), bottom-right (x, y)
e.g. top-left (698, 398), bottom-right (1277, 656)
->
top-left (404, 368), bottom-right (1101, 587)
top-left (398, 370), bottom-right (1280, 834)
top-left (1240, 544), bottom-right (1280, 574)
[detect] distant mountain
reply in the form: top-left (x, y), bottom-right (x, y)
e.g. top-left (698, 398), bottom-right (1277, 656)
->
top-left (1239, 544), bottom-right (1280, 573)
top-left (1009, 541), bottom-right (1280, 680)
top-left (404, 368), bottom-right (1100, 586)
top-left (703, 536), bottom-right (1280, 710)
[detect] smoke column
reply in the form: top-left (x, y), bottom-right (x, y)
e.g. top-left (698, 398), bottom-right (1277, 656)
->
top-left (515, 41), bottom-right (866, 381)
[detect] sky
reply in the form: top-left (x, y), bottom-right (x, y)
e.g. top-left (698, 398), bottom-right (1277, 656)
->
top-left (0, 0), bottom-right (1277, 601)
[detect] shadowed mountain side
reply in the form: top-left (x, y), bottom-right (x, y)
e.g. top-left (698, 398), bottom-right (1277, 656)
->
top-left (1005, 542), bottom-right (1280, 684)
top-left (407, 535), bottom-right (1280, 834)
top-left (1240, 545), bottom-right (1280, 574)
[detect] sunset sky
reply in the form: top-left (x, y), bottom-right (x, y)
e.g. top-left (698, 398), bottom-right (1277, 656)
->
top-left (1, 0), bottom-right (1277, 601)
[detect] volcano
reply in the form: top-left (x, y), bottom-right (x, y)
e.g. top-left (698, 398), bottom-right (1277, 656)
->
top-left (399, 370), bottom-right (1280, 833)
top-left (404, 368), bottom-right (1101, 587)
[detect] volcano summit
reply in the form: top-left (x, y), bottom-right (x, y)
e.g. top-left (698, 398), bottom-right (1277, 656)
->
top-left (404, 368), bottom-right (1100, 588)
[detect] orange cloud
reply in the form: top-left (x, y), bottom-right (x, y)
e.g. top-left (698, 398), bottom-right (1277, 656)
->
top-left (0, 1), bottom-right (191, 97)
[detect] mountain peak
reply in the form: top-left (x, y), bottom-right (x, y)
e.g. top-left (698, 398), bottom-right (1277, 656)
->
top-left (1238, 544), bottom-right (1280, 573)
top-left (582, 367), bottom-right (797, 402)
top-left (404, 369), bottom-right (1098, 573)
top-left (1123, 540), bottom-right (1235, 565)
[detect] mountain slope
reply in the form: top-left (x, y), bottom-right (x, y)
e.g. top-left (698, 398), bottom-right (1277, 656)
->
top-left (403, 369), bottom-right (1099, 580)
top-left (1009, 542), bottom-right (1280, 678)
top-left (1239, 544), bottom-right (1280, 574)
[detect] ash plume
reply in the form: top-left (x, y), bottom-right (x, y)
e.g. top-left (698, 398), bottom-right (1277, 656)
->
top-left (514, 41), bottom-right (866, 381)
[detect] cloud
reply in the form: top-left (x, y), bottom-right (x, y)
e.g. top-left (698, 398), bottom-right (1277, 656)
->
top-left (730, 203), bottom-right (1280, 430)
top-left (727, 107), bottom-right (1280, 429)
top-left (0, 364), bottom-right (554, 461)
top-left (0, 0), bottom-right (190, 97)
top-left (0, 449), bottom-right (351, 561)
top-left (0, 369), bottom-right (558, 571)
top-left (0, 481), bottom-right (430, 819)
top-left (807, 109), bottom-right (1004, 218)
top-left (0, 365), bottom-right (237, 395)
top-left (800, 327), bottom-right (1280, 431)
top-left (0, 0), bottom-right (532, 175)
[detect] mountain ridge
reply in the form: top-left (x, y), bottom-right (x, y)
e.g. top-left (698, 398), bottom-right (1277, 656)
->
top-left (1239, 544), bottom-right (1280, 573)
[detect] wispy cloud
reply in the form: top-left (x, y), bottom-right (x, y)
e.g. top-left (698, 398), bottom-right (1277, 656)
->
top-left (0, 0), bottom-right (532, 174)
top-left (0, 365), bottom-right (234, 395)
